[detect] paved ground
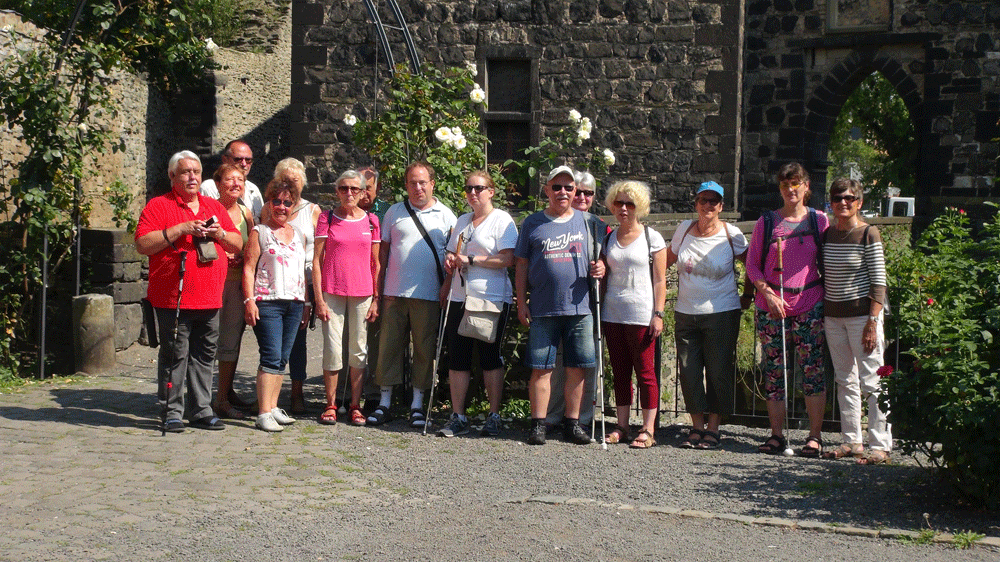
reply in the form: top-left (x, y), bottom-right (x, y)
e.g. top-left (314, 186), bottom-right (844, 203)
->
top-left (1, 328), bottom-right (997, 561)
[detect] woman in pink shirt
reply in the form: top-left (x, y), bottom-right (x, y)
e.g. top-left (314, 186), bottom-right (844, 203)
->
top-left (313, 170), bottom-right (381, 426)
top-left (745, 162), bottom-right (829, 457)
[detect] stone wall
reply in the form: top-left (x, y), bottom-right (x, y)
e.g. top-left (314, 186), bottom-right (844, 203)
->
top-left (290, 0), bottom-right (745, 213)
top-left (741, 0), bottom-right (1000, 220)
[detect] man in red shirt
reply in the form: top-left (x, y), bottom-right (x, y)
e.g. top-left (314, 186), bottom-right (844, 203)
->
top-left (136, 151), bottom-right (243, 433)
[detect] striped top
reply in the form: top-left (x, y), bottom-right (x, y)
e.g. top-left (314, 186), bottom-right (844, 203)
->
top-left (822, 224), bottom-right (887, 318)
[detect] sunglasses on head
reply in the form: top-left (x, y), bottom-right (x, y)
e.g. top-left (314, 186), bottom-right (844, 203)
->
top-left (831, 194), bottom-right (859, 204)
top-left (271, 198), bottom-right (294, 208)
top-left (464, 185), bottom-right (490, 194)
top-left (612, 200), bottom-right (636, 210)
top-left (338, 185), bottom-right (363, 194)
top-left (550, 184), bottom-right (575, 192)
top-left (575, 189), bottom-right (595, 197)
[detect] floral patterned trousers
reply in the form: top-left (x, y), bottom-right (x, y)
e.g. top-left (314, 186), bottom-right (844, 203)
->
top-left (756, 301), bottom-right (826, 401)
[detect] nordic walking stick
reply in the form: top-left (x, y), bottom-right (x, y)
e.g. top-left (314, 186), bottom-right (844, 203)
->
top-left (423, 233), bottom-right (464, 435)
top-left (162, 250), bottom-right (188, 436)
top-left (592, 277), bottom-right (607, 449)
top-left (776, 238), bottom-right (794, 456)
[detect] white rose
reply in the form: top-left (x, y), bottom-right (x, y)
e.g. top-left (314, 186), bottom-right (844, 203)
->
top-left (603, 148), bottom-right (616, 167)
top-left (465, 61), bottom-right (478, 77)
top-left (205, 38), bottom-right (218, 51)
top-left (344, 114), bottom-right (358, 126)
top-left (577, 128), bottom-right (591, 141)
top-left (569, 109), bottom-right (582, 122)
top-left (469, 87), bottom-right (485, 104)
top-left (451, 126), bottom-right (462, 137)
top-left (435, 126), bottom-right (453, 142)
top-left (580, 117), bottom-right (593, 133)
top-left (453, 136), bottom-right (468, 150)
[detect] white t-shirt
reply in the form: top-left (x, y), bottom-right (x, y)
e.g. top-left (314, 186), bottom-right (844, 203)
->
top-left (670, 220), bottom-right (748, 315)
top-left (601, 227), bottom-right (667, 325)
top-left (200, 178), bottom-right (264, 221)
top-left (381, 199), bottom-right (458, 301)
top-left (447, 209), bottom-right (518, 303)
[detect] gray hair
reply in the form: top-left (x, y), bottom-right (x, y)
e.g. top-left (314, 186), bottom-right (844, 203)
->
top-left (574, 170), bottom-right (596, 191)
top-left (336, 169), bottom-right (364, 187)
top-left (273, 157), bottom-right (307, 188)
top-left (168, 151), bottom-right (201, 176)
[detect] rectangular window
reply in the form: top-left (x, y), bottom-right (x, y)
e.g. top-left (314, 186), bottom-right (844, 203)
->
top-left (485, 59), bottom-right (534, 199)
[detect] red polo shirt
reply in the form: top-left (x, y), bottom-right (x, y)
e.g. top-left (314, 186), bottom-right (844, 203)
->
top-left (136, 191), bottom-right (237, 309)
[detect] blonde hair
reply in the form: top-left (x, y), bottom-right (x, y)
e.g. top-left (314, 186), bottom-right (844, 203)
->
top-left (273, 158), bottom-right (307, 188)
top-left (604, 180), bottom-right (651, 219)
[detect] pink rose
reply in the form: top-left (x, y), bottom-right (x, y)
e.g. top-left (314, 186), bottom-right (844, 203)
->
top-left (927, 298), bottom-right (934, 306)
top-left (877, 365), bottom-right (894, 378)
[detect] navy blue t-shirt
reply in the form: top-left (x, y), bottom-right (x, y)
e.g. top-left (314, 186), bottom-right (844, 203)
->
top-left (515, 210), bottom-right (593, 317)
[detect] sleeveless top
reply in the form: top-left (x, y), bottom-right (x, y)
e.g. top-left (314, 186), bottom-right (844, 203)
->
top-left (251, 223), bottom-right (307, 302)
top-left (288, 198), bottom-right (317, 278)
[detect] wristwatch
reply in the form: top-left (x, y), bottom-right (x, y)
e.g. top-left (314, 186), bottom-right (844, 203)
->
top-left (654, 310), bottom-right (665, 319)
top-left (469, 255), bottom-right (475, 266)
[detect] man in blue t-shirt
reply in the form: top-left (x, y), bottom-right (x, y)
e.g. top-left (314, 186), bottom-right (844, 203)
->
top-left (515, 166), bottom-right (605, 445)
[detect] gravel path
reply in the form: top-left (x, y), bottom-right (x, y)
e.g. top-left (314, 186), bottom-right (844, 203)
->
top-left (0, 329), bottom-right (995, 561)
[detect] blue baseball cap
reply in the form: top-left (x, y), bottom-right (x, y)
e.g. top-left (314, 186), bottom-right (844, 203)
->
top-left (697, 181), bottom-right (724, 197)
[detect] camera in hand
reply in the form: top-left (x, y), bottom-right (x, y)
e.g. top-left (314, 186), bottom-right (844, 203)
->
top-left (195, 215), bottom-right (219, 263)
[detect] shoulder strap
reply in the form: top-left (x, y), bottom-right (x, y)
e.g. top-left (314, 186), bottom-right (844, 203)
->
top-left (403, 200), bottom-right (444, 285)
top-left (809, 208), bottom-right (824, 276)
top-left (645, 225), bottom-right (654, 282)
top-left (759, 210), bottom-right (775, 275)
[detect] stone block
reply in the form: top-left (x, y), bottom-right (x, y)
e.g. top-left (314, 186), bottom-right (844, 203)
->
top-left (73, 294), bottom-right (116, 375)
top-left (89, 261), bottom-right (143, 284)
top-left (114, 303), bottom-right (142, 350)
top-left (92, 281), bottom-right (148, 304)
top-left (90, 243), bottom-right (142, 264)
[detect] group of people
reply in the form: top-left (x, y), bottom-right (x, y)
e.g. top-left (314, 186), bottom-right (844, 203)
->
top-left (136, 147), bottom-right (891, 462)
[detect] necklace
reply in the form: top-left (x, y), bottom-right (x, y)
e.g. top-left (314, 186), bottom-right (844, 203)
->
top-left (697, 220), bottom-right (720, 237)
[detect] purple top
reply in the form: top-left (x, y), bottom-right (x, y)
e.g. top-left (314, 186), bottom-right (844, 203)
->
top-left (745, 209), bottom-right (829, 316)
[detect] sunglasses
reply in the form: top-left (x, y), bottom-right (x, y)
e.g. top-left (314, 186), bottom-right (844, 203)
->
top-left (338, 185), bottom-right (363, 194)
top-left (831, 194), bottom-right (859, 204)
top-left (550, 184), bottom-right (575, 192)
top-left (464, 185), bottom-right (490, 194)
top-left (779, 180), bottom-right (804, 189)
top-left (271, 198), bottom-right (294, 208)
top-left (229, 156), bottom-right (253, 164)
top-left (575, 189), bottom-right (595, 197)
top-left (696, 197), bottom-right (722, 206)
top-left (612, 200), bottom-right (636, 210)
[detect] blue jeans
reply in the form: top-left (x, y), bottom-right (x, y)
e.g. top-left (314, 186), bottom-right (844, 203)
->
top-left (253, 300), bottom-right (304, 375)
top-left (527, 314), bottom-right (596, 369)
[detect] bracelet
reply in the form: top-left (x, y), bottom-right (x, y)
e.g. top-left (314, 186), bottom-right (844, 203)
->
top-left (867, 315), bottom-right (878, 323)
top-left (243, 297), bottom-right (253, 304)
top-left (162, 228), bottom-right (176, 249)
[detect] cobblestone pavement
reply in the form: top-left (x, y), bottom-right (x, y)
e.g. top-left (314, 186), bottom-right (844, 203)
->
top-left (1, 329), bottom-right (996, 561)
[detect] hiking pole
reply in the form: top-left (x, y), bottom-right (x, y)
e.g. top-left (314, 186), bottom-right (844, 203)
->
top-left (592, 277), bottom-right (607, 450)
top-left (424, 233), bottom-right (464, 435)
top-left (162, 250), bottom-right (188, 436)
top-left (776, 238), bottom-right (794, 457)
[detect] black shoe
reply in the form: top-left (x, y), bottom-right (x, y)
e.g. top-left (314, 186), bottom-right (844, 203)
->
top-left (563, 421), bottom-right (591, 445)
top-left (190, 416), bottom-right (225, 430)
top-left (526, 420), bottom-right (547, 445)
top-left (163, 419), bottom-right (185, 433)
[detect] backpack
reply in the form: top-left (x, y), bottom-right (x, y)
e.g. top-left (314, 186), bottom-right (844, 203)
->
top-left (740, 208), bottom-right (824, 305)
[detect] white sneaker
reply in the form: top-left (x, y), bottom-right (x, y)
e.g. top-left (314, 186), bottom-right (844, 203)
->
top-left (256, 412), bottom-right (283, 432)
top-left (271, 407), bottom-right (296, 425)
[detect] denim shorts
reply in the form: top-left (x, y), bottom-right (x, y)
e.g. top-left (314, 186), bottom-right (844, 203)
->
top-left (252, 300), bottom-right (304, 375)
top-left (527, 314), bottom-right (595, 369)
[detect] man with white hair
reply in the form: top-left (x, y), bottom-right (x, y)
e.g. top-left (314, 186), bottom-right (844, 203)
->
top-left (201, 139), bottom-right (264, 220)
top-left (515, 165), bottom-right (605, 445)
top-left (136, 151), bottom-right (243, 433)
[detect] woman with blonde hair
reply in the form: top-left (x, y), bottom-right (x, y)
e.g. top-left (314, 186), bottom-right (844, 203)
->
top-left (600, 180), bottom-right (667, 448)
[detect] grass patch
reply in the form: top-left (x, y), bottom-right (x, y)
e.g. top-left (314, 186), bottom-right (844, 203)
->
top-left (898, 529), bottom-right (937, 546)
top-left (953, 530), bottom-right (985, 550)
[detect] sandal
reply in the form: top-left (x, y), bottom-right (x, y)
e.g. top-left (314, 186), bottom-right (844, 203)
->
top-left (800, 435), bottom-right (823, 458)
top-left (758, 434), bottom-right (788, 455)
top-left (629, 429), bottom-right (656, 449)
top-left (366, 405), bottom-right (391, 426)
top-left (349, 406), bottom-right (365, 426)
top-left (696, 430), bottom-right (721, 449)
top-left (857, 450), bottom-right (891, 465)
top-left (605, 425), bottom-right (630, 444)
top-left (318, 405), bottom-right (338, 425)
top-left (213, 401), bottom-right (245, 420)
top-left (822, 443), bottom-right (864, 459)
top-left (680, 428), bottom-right (704, 449)
top-left (409, 408), bottom-right (426, 428)
top-left (289, 394), bottom-right (307, 415)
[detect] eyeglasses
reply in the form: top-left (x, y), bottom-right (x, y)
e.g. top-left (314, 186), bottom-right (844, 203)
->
top-left (831, 194), bottom-right (859, 204)
top-left (550, 184), bottom-right (575, 192)
top-left (229, 156), bottom-right (253, 164)
top-left (271, 198), bottom-right (294, 208)
top-left (338, 185), bottom-right (364, 194)
top-left (779, 180), bottom-right (803, 190)
top-left (464, 185), bottom-right (490, 194)
top-left (407, 180), bottom-right (430, 188)
top-left (575, 189), bottom-right (595, 197)
top-left (612, 200), bottom-right (636, 210)
top-left (696, 197), bottom-right (722, 206)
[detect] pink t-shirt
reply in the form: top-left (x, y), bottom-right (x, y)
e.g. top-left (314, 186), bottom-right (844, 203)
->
top-left (315, 210), bottom-right (380, 297)
top-left (745, 209), bottom-right (829, 316)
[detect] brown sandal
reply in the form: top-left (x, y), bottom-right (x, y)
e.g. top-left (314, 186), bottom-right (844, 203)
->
top-left (822, 443), bottom-right (864, 459)
top-left (857, 450), bottom-right (891, 465)
top-left (605, 425), bottom-right (630, 444)
top-left (629, 429), bottom-right (656, 449)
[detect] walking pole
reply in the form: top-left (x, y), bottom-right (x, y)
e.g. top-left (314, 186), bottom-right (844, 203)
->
top-left (423, 233), bottom-right (464, 435)
top-left (776, 238), bottom-right (794, 457)
top-left (592, 277), bottom-right (607, 449)
top-left (162, 250), bottom-right (188, 436)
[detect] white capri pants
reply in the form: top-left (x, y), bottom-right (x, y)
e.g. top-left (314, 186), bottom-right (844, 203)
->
top-left (321, 293), bottom-right (372, 372)
top-left (825, 314), bottom-right (892, 451)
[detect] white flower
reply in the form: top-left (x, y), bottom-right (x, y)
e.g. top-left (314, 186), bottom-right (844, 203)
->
top-left (580, 117), bottom-right (593, 133)
top-left (577, 128), bottom-right (591, 141)
top-left (77, 123), bottom-right (88, 134)
top-left (453, 136), bottom-right (468, 150)
top-left (451, 126), bottom-right (462, 137)
top-left (469, 87), bottom-right (485, 104)
top-left (435, 126), bottom-right (453, 142)
top-left (569, 109), bottom-right (582, 122)
top-left (205, 38), bottom-right (218, 51)
top-left (343, 114), bottom-right (358, 126)
top-left (603, 148), bottom-right (616, 167)
top-left (465, 61), bottom-right (478, 77)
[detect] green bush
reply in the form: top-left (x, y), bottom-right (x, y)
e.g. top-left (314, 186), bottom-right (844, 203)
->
top-left (883, 205), bottom-right (1000, 508)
